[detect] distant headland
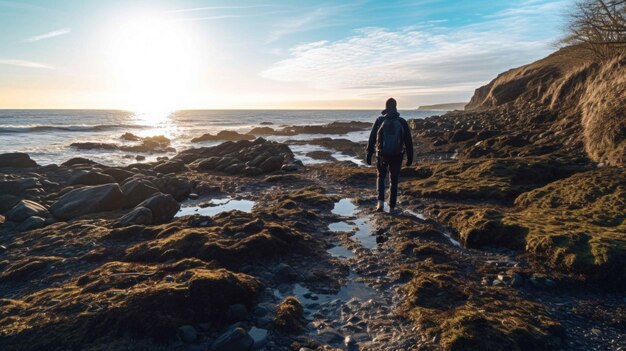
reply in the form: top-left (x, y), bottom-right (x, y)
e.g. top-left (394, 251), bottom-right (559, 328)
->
top-left (417, 102), bottom-right (467, 111)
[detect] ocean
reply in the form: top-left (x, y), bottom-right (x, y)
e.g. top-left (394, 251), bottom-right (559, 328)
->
top-left (0, 109), bottom-right (440, 166)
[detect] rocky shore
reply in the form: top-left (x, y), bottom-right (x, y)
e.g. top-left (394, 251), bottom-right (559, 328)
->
top-left (1, 47), bottom-right (625, 351)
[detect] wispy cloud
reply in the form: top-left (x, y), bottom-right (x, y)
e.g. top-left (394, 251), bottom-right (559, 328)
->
top-left (267, 2), bottom-right (364, 43)
top-left (0, 59), bottom-right (54, 69)
top-left (169, 5), bottom-right (274, 13)
top-left (262, 1), bottom-right (570, 102)
top-left (24, 28), bottom-right (70, 42)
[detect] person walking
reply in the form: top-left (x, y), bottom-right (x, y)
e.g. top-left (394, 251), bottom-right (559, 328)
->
top-left (366, 98), bottom-right (414, 213)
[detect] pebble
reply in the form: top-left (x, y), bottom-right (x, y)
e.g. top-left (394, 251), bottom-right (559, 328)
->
top-left (248, 327), bottom-right (268, 350)
top-left (177, 325), bottom-right (197, 343)
top-left (227, 304), bottom-right (248, 322)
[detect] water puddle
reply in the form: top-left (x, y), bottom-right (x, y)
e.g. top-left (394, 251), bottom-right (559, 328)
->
top-left (275, 277), bottom-right (378, 314)
top-left (402, 208), bottom-right (462, 247)
top-left (331, 198), bottom-right (357, 217)
top-left (441, 229), bottom-right (462, 247)
top-left (403, 209), bottom-right (426, 220)
top-left (327, 244), bottom-right (354, 258)
top-left (329, 199), bottom-right (377, 250)
top-left (175, 198), bottom-right (256, 217)
top-left (328, 221), bottom-right (355, 232)
top-left (288, 143), bottom-right (365, 166)
top-left (352, 218), bottom-right (376, 249)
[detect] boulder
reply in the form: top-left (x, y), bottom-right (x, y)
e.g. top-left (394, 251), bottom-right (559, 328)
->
top-left (6, 200), bottom-right (48, 222)
top-left (224, 163), bottom-right (246, 174)
top-left (16, 216), bottom-right (46, 231)
top-left (120, 132), bottom-right (141, 141)
top-left (154, 176), bottom-right (191, 201)
top-left (259, 156), bottom-right (284, 173)
top-left (154, 160), bottom-right (187, 174)
top-left (192, 130), bottom-right (255, 143)
top-left (61, 157), bottom-right (100, 167)
top-left (50, 184), bottom-right (124, 220)
top-left (0, 180), bottom-right (22, 195)
top-left (227, 304), bottom-right (249, 322)
top-left (192, 157), bottom-right (221, 171)
top-left (136, 193), bottom-right (180, 223)
top-left (0, 153), bottom-right (37, 168)
top-left (101, 168), bottom-right (135, 183)
top-left (70, 142), bottom-right (119, 150)
top-left (178, 325), bottom-right (197, 343)
top-left (69, 172), bottom-right (116, 186)
top-left (121, 179), bottom-right (159, 208)
top-left (0, 194), bottom-right (20, 213)
top-left (247, 127), bottom-right (275, 135)
top-left (248, 327), bottom-right (268, 350)
top-left (209, 327), bottom-right (254, 351)
top-left (114, 207), bottom-right (153, 227)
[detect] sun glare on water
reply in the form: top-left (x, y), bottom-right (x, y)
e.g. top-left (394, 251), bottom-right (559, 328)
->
top-left (106, 12), bottom-right (200, 122)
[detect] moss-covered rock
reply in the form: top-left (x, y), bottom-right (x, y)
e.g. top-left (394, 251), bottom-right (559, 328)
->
top-left (272, 296), bottom-right (305, 333)
top-left (508, 167), bottom-right (626, 285)
top-left (402, 265), bottom-right (564, 351)
top-left (0, 260), bottom-right (261, 350)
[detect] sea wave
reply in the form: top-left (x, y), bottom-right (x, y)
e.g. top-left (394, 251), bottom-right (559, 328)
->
top-left (0, 124), bottom-right (149, 134)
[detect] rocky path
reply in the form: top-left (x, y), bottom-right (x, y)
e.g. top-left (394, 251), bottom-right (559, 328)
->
top-left (260, 173), bottom-right (626, 351)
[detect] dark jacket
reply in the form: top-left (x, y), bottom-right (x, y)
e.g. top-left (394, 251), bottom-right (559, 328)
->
top-left (366, 111), bottom-right (414, 164)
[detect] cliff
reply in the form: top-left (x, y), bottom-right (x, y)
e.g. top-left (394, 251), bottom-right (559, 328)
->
top-left (466, 46), bottom-right (625, 166)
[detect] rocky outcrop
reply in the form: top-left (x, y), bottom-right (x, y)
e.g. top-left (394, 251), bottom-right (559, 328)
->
top-left (136, 193), bottom-right (180, 224)
top-left (69, 171), bottom-right (116, 186)
top-left (50, 183), bottom-right (124, 220)
top-left (120, 179), bottom-right (160, 208)
top-left (191, 130), bottom-right (255, 143)
top-left (0, 153), bottom-right (37, 168)
top-left (5, 200), bottom-right (49, 223)
top-left (71, 135), bottom-right (175, 154)
top-left (177, 138), bottom-right (301, 176)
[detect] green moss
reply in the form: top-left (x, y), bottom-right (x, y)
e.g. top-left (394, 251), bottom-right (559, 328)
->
top-left (406, 157), bottom-right (583, 201)
top-left (0, 261), bottom-right (261, 350)
top-left (507, 168), bottom-right (626, 284)
top-left (402, 265), bottom-right (564, 351)
top-left (448, 209), bottom-right (527, 249)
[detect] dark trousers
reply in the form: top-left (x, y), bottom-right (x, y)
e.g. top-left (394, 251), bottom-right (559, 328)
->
top-left (376, 153), bottom-right (403, 208)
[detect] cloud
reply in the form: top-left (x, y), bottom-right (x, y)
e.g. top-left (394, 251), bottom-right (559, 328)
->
top-left (267, 2), bottom-right (364, 43)
top-left (24, 28), bottom-right (70, 42)
top-left (169, 5), bottom-right (274, 13)
top-left (0, 59), bottom-right (54, 69)
top-left (261, 1), bottom-right (569, 101)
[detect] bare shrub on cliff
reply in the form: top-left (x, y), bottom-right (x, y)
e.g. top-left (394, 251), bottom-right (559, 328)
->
top-left (562, 0), bottom-right (626, 58)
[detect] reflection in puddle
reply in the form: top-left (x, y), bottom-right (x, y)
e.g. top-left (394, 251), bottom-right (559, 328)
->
top-left (176, 198), bottom-right (256, 217)
top-left (332, 198), bottom-right (357, 217)
top-left (328, 221), bottom-right (355, 232)
top-left (327, 244), bottom-right (354, 258)
top-left (288, 144), bottom-right (365, 166)
top-left (402, 209), bottom-right (462, 247)
top-left (275, 278), bottom-right (378, 313)
top-left (441, 229), bottom-right (462, 247)
top-left (403, 209), bottom-right (426, 220)
top-left (353, 218), bottom-right (376, 249)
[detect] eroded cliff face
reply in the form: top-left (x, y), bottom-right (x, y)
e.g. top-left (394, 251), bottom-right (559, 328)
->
top-left (466, 46), bottom-right (625, 166)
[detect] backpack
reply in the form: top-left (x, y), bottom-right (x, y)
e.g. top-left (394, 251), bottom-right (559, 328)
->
top-left (376, 116), bottom-right (404, 156)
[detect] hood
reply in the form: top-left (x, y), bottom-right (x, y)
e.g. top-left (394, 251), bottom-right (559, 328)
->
top-left (382, 108), bottom-right (400, 118)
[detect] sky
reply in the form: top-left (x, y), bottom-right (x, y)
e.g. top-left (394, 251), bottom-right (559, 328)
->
top-left (0, 0), bottom-right (573, 110)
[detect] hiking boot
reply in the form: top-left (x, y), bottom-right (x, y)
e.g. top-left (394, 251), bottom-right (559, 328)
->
top-left (376, 201), bottom-right (384, 212)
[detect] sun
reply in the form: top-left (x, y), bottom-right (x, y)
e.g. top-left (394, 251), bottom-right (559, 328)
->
top-left (106, 12), bottom-right (200, 121)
